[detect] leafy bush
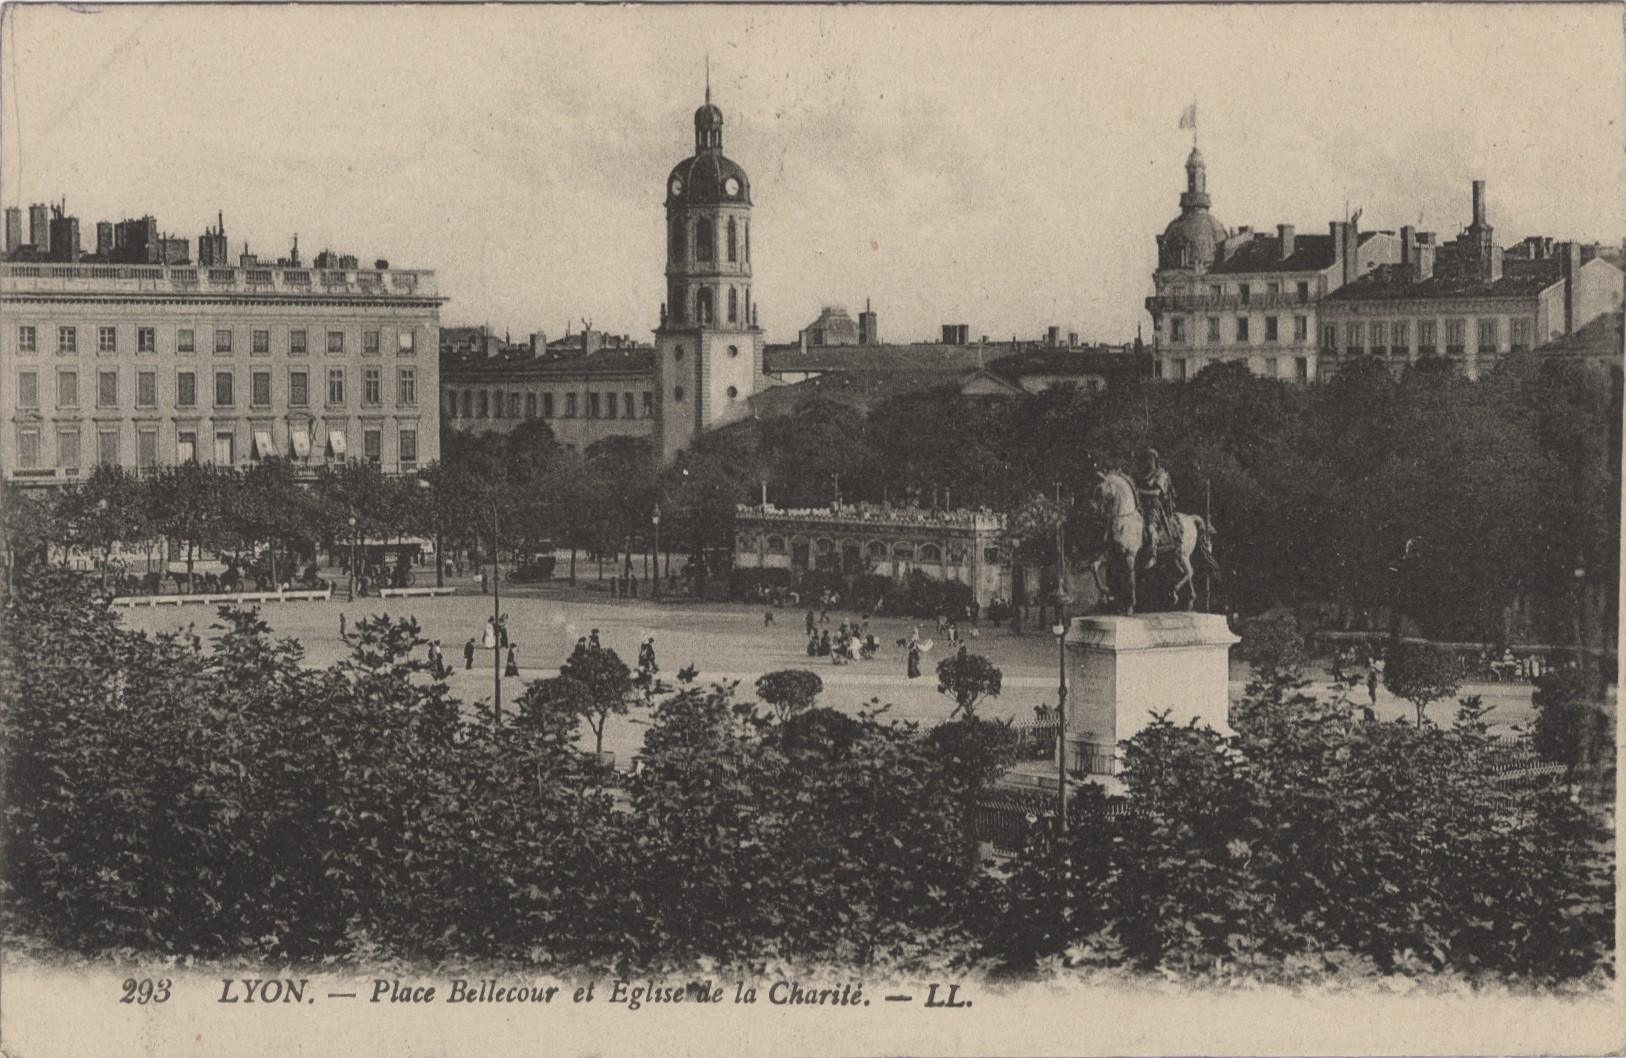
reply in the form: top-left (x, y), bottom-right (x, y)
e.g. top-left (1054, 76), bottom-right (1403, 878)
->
top-left (1531, 667), bottom-right (1613, 778)
top-left (754, 669), bottom-right (824, 721)
top-left (1383, 640), bottom-right (1463, 724)
top-left (1239, 611), bottom-right (1309, 677)
top-left (936, 652), bottom-right (1003, 718)
top-left (726, 567), bottom-right (793, 599)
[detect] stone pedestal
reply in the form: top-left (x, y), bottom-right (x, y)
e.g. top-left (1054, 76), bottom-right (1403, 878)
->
top-left (1064, 612), bottom-right (1238, 777)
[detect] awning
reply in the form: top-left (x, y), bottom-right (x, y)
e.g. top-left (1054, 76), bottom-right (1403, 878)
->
top-left (291, 429), bottom-right (311, 458)
top-left (329, 430), bottom-right (347, 456)
top-left (253, 431), bottom-right (273, 459)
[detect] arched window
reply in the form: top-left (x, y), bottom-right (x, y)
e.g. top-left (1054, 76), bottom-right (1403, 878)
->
top-left (674, 346), bottom-right (685, 361)
top-left (478, 391), bottom-right (489, 418)
top-left (766, 535), bottom-right (785, 554)
top-left (893, 542), bottom-right (915, 562)
top-left (919, 543), bottom-right (942, 562)
top-left (445, 393), bottom-right (458, 418)
top-left (525, 393), bottom-right (537, 418)
top-left (696, 287), bottom-right (714, 325)
top-left (462, 390), bottom-right (473, 418)
top-left (671, 216), bottom-right (687, 263)
top-left (744, 287), bottom-right (750, 325)
top-left (695, 218), bottom-right (714, 262)
top-left (727, 217), bottom-right (737, 262)
top-left (669, 281), bottom-right (687, 323)
top-left (728, 287), bottom-right (738, 323)
top-left (673, 385), bottom-right (685, 402)
top-left (866, 540), bottom-right (888, 561)
top-left (508, 393), bottom-right (521, 418)
top-left (814, 538), bottom-right (834, 556)
top-left (745, 220), bottom-right (750, 262)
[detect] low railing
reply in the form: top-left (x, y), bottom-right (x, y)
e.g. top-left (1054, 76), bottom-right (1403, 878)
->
top-left (0, 262), bottom-right (438, 298)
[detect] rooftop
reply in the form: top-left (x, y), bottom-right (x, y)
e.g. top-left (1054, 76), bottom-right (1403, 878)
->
top-left (0, 260), bottom-right (440, 300)
top-left (442, 345), bottom-right (656, 380)
top-left (1537, 310), bottom-right (1623, 360)
top-left (1324, 258), bottom-right (1562, 304)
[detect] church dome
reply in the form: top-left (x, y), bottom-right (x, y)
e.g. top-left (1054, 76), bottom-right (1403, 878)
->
top-left (667, 96), bottom-right (751, 206)
top-left (1159, 210), bottom-right (1227, 270)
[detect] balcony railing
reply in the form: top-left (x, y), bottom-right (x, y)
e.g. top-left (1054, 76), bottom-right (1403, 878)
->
top-left (1146, 292), bottom-right (1312, 313)
top-left (1, 262), bottom-right (439, 299)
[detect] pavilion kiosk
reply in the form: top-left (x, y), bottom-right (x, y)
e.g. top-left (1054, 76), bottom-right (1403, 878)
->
top-left (1065, 612), bottom-right (1237, 782)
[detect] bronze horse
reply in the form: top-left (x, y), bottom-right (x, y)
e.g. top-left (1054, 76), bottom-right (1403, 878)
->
top-left (1089, 469), bottom-right (1214, 615)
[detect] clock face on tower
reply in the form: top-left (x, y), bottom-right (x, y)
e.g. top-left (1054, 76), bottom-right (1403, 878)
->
top-left (670, 177), bottom-right (683, 197)
top-left (724, 177), bottom-right (740, 197)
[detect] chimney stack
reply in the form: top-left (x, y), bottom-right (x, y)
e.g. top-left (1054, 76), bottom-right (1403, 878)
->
top-left (1562, 241), bottom-right (1582, 334)
top-left (5, 207), bottom-right (23, 253)
top-left (1278, 224), bottom-right (1295, 260)
top-left (1471, 180), bottom-right (1487, 227)
top-left (1047, 325), bottom-right (1061, 347)
top-left (96, 221), bottom-right (113, 256)
top-left (1400, 224), bottom-right (1415, 271)
top-left (858, 298), bottom-right (878, 346)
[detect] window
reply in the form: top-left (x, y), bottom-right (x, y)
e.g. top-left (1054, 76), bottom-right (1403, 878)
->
top-left (214, 371), bottom-right (234, 407)
top-left (18, 325), bottom-right (36, 354)
top-left (328, 367), bottom-right (346, 405)
top-left (696, 218), bottom-right (714, 262)
top-left (17, 370), bottom-right (37, 409)
top-left (136, 370), bottom-right (156, 408)
top-left (726, 385), bottom-right (738, 399)
top-left (1205, 317), bottom-right (1220, 342)
top-left (745, 219), bottom-right (750, 261)
top-left (1393, 321), bottom-right (1409, 353)
top-left (399, 428), bottom-right (418, 472)
top-left (363, 429), bottom-right (381, 465)
top-left (1294, 316), bottom-right (1308, 341)
top-left (363, 366), bottom-right (382, 405)
top-left (58, 427), bottom-right (80, 469)
top-left (525, 393), bottom-right (537, 418)
top-left (1296, 281), bottom-right (1310, 302)
top-left (58, 326), bottom-right (76, 354)
top-left (1169, 358), bottom-right (1187, 380)
top-left (251, 370), bottom-right (271, 407)
top-left (696, 287), bottom-right (714, 324)
top-left (138, 327), bottom-right (155, 353)
top-left (1477, 318), bottom-right (1497, 352)
top-left (289, 329), bottom-right (307, 355)
top-left (215, 328), bottom-right (232, 354)
top-left (97, 430), bottom-right (119, 466)
top-left (214, 431), bottom-right (235, 466)
top-left (604, 392), bottom-right (617, 419)
top-left (1169, 317), bottom-right (1186, 343)
top-left (727, 216), bottom-right (737, 262)
top-left (1445, 319), bottom-right (1466, 353)
top-left (1510, 317), bottom-right (1532, 351)
top-left (177, 431), bottom-right (197, 463)
top-left (1266, 358), bottom-right (1280, 378)
top-left (364, 330), bottom-right (380, 355)
top-left (1208, 283), bottom-right (1223, 299)
top-left (1322, 325), bottom-right (1337, 350)
top-left (1345, 322), bottom-right (1363, 355)
top-left (16, 428), bottom-right (39, 468)
top-left (543, 392), bottom-right (555, 418)
top-left (98, 370), bottom-right (118, 407)
top-left (1236, 317), bottom-right (1250, 342)
top-left (673, 385), bottom-right (685, 402)
top-left (177, 371), bottom-right (197, 407)
top-left (1295, 357), bottom-right (1309, 381)
top-left (252, 329), bottom-right (270, 355)
top-left (137, 428), bottom-right (157, 468)
top-left (177, 328), bottom-right (195, 354)
top-left (1369, 321), bottom-right (1387, 355)
top-left (643, 391), bottom-right (653, 417)
top-left (727, 345), bottom-right (739, 359)
top-left (623, 392), bottom-right (634, 417)
top-left (728, 286), bottom-right (738, 323)
top-left (327, 331), bottom-right (344, 354)
top-left (1264, 316), bottom-right (1279, 342)
top-left (57, 370), bottom-right (77, 408)
top-left (507, 393), bottom-right (520, 418)
top-left (397, 369), bottom-right (417, 406)
top-left (461, 390), bottom-right (473, 418)
top-left (588, 393), bottom-right (601, 419)
top-left (478, 391), bottom-right (490, 418)
top-left (1418, 320), bottom-right (1437, 353)
top-left (1238, 283), bottom-right (1251, 306)
top-left (98, 326), bottom-right (117, 353)
top-left (289, 369), bottom-right (309, 407)
top-left (565, 393), bottom-right (576, 417)
top-left (670, 216), bottom-right (687, 262)
top-left (397, 329), bottom-right (415, 353)
top-left (1267, 282), bottom-right (1281, 296)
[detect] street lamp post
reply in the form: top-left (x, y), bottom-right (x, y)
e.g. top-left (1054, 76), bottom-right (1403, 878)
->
top-left (1052, 614), bottom-right (1068, 832)
top-left (347, 514), bottom-right (358, 602)
top-left (416, 477), bottom-right (444, 588)
top-left (491, 496), bottom-right (503, 725)
top-left (651, 505), bottom-right (661, 600)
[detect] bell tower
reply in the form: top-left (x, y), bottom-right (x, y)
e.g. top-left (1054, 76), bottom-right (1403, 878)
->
top-left (655, 86), bottom-right (763, 464)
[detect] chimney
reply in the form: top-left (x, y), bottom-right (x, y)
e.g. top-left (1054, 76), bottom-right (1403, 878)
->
top-left (1400, 224), bottom-right (1414, 272)
top-left (1278, 224), bottom-right (1295, 260)
top-left (1562, 241), bottom-right (1582, 333)
top-left (1341, 222), bottom-right (1357, 286)
top-left (29, 203), bottom-right (50, 252)
top-left (1068, 331), bottom-right (1079, 347)
top-left (858, 298), bottom-right (877, 346)
top-left (3, 207), bottom-right (22, 253)
top-left (1471, 180), bottom-right (1487, 227)
top-left (1047, 325), bottom-right (1061, 346)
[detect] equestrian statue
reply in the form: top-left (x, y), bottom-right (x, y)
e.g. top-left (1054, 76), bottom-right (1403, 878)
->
top-left (1089, 448), bottom-right (1217, 615)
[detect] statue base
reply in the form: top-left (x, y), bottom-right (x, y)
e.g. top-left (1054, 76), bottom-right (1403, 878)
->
top-left (1064, 612), bottom-right (1237, 778)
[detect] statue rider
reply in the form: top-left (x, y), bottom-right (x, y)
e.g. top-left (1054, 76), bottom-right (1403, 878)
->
top-left (1134, 447), bottom-right (1179, 568)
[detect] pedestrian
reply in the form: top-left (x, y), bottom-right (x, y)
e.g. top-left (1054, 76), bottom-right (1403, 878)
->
top-left (339, 611), bottom-right (348, 641)
top-left (428, 640), bottom-right (444, 677)
top-left (499, 614), bottom-right (510, 649)
top-left (907, 639), bottom-right (922, 679)
top-left (589, 628), bottom-right (601, 650)
top-left (482, 618), bottom-right (496, 650)
top-left (629, 573), bottom-right (638, 598)
top-left (464, 637), bottom-right (476, 670)
top-left (820, 591), bottom-right (831, 623)
top-left (478, 569), bottom-right (488, 595)
top-left (638, 637), bottom-right (658, 675)
top-left (505, 645), bottom-right (520, 678)
top-left (807, 631), bottom-right (820, 657)
top-left (610, 576), bottom-right (620, 600)
top-left (806, 608), bottom-right (817, 636)
top-left (1367, 667), bottom-right (1378, 706)
top-left (971, 599), bottom-right (981, 628)
top-left (764, 605), bottom-right (775, 626)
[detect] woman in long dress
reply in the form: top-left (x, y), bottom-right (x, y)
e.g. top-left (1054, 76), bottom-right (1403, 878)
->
top-left (906, 641), bottom-right (922, 679)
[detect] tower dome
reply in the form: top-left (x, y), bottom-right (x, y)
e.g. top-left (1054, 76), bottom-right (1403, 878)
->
top-left (1157, 144), bottom-right (1225, 270)
top-left (666, 96), bottom-right (751, 206)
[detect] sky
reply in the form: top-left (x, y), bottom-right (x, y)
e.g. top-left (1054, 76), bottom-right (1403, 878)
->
top-left (3, 4), bottom-right (1623, 345)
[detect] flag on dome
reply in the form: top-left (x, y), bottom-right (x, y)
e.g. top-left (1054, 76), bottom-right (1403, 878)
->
top-left (1178, 103), bottom-right (1198, 129)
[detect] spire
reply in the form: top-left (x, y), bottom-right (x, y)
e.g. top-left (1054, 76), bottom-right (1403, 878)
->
top-left (705, 54), bottom-right (711, 105)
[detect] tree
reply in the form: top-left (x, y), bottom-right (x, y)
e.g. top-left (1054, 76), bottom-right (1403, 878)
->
top-left (145, 463), bottom-right (226, 592)
top-left (754, 669), bottom-right (824, 722)
top-left (557, 643), bottom-right (635, 756)
top-left (1530, 667), bottom-right (1611, 779)
top-left (936, 652), bottom-right (1003, 719)
top-left (58, 465), bottom-right (150, 589)
top-left (1381, 640), bottom-right (1462, 725)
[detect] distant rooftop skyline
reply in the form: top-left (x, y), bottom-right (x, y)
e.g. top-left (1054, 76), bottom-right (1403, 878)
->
top-left (4, 5), bottom-right (1622, 344)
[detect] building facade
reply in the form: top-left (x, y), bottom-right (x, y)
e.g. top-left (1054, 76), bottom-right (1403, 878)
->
top-left (2, 256), bottom-right (444, 486)
top-left (441, 343), bottom-right (657, 453)
top-left (1318, 182), bottom-right (1625, 381)
top-left (733, 503), bottom-right (1009, 605)
top-left (1146, 147), bottom-right (1400, 382)
top-left (654, 92), bottom-right (766, 463)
